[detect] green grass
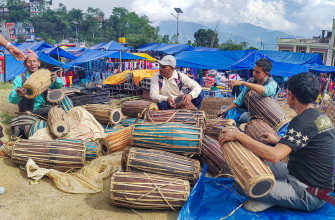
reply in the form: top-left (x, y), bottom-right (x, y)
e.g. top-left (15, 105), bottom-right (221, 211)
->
top-left (0, 82), bottom-right (14, 90)
top-left (0, 111), bottom-right (13, 124)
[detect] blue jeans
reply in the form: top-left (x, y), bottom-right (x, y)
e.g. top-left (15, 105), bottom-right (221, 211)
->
top-left (220, 106), bottom-right (250, 125)
top-left (234, 161), bottom-right (326, 211)
top-left (157, 91), bottom-right (204, 110)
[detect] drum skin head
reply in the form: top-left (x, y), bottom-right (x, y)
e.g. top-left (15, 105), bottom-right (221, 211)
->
top-left (174, 96), bottom-right (183, 105)
top-left (251, 180), bottom-right (273, 197)
top-left (26, 88), bottom-right (33, 95)
top-left (47, 90), bottom-right (65, 104)
top-left (113, 111), bottom-right (121, 123)
top-left (57, 126), bottom-right (65, 133)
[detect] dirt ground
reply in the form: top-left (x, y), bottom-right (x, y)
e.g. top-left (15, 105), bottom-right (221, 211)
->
top-left (0, 87), bottom-right (178, 220)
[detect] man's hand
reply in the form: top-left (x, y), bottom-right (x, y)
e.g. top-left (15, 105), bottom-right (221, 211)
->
top-left (15, 87), bottom-right (27, 97)
top-left (260, 133), bottom-right (280, 145)
top-left (51, 72), bottom-right (57, 84)
top-left (167, 97), bottom-right (176, 109)
top-left (226, 80), bottom-right (244, 88)
top-left (7, 45), bottom-right (26, 61)
top-left (181, 94), bottom-right (192, 106)
top-left (217, 108), bottom-right (227, 117)
top-left (218, 126), bottom-right (241, 145)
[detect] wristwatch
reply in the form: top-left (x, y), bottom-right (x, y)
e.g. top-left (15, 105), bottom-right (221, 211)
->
top-left (5, 42), bottom-right (11, 50)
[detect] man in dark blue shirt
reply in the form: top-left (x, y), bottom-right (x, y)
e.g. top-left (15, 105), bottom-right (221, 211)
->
top-left (219, 72), bottom-right (335, 212)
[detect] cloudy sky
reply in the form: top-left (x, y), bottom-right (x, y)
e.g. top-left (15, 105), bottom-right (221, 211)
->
top-left (51, 0), bottom-right (335, 37)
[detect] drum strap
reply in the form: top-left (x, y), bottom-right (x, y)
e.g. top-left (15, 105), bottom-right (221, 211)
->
top-left (307, 186), bottom-right (335, 206)
top-left (18, 71), bottom-right (49, 112)
top-left (159, 71), bottom-right (182, 91)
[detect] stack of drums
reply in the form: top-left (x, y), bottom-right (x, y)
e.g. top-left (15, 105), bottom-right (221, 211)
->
top-left (121, 100), bottom-right (158, 118)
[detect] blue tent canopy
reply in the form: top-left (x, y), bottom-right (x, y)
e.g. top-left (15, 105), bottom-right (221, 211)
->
top-left (137, 43), bottom-right (170, 52)
top-left (192, 47), bottom-right (219, 51)
top-left (88, 42), bottom-right (107, 50)
top-left (101, 41), bottom-right (129, 51)
top-left (137, 43), bottom-right (157, 49)
top-left (157, 44), bottom-right (194, 55)
top-left (5, 42), bottom-right (69, 81)
top-left (5, 52), bottom-right (64, 81)
top-left (309, 65), bottom-right (335, 73)
top-left (62, 49), bottom-right (145, 69)
top-left (175, 50), bottom-right (250, 70)
top-left (65, 47), bottom-right (86, 52)
top-left (41, 47), bottom-right (78, 60)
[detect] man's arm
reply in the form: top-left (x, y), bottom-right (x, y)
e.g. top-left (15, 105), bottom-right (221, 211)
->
top-left (227, 80), bottom-right (277, 97)
top-left (180, 73), bottom-right (202, 99)
top-left (0, 34), bottom-right (25, 61)
top-left (219, 129), bottom-right (291, 164)
top-left (49, 72), bottom-right (64, 89)
top-left (242, 81), bottom-right (266, 94)
top-left (8, 76), bottom-right (24, 104)
top-left (150, 73), bottom-right (169, 103)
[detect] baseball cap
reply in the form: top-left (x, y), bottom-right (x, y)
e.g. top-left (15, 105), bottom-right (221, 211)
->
top-left (158, 55), bottom-right (176, 68)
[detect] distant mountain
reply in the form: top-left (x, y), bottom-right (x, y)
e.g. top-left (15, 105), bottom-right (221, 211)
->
top-left (158, 20), bottom-right (296, 50)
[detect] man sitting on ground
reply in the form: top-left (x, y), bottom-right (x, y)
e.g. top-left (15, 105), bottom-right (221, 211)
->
top-left (8, 49), bottom-right (63, 138)
top-left (150, 55), bottom-right (203, 110)
top-left (219, 72), bottom-right (335, 212)
top-left (217, 58), bottom-right (279, 124)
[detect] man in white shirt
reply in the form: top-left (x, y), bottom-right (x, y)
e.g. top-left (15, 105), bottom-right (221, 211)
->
top-left (150, 55), bottom-right (203, 110)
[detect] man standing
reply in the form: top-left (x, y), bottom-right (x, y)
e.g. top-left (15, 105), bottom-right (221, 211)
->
top-left (217, 58), bottom-right (278, 124)
top-left (219, 72), bottom-right (335, 212)
top-left (150, 55), bottom-right (203, 110)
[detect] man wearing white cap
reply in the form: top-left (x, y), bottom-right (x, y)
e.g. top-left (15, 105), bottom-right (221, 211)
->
top-left (150, 55), bottom-right (203, 110)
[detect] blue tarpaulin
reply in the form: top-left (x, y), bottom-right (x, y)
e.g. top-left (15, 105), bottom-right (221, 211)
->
top-left (62, 49), bottom-right (145, 69)
top-left (178, 166), bottom-right (335, 220)
top-left (156, 44), bottom-right (194, 55)
top-left (101, 41), bottom-right (130, 51)
top-left (175, 50), bottom-right (326, 76)
top-left (41, 47), bottom-right (78, 60)
top-left (192, 47), bottom-right (219, 51)
top-left (309, 65), bottom-right (335, 73)
top-left (65, 47), bottom-right (86, 52)
top-left (137, 43), bottom-right (170, 52)
top-left (88, 42), bottom-right (107, 50)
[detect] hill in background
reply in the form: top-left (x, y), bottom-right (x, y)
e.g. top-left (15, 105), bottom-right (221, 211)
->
top-left (159, 20), bottom-right (296, 50)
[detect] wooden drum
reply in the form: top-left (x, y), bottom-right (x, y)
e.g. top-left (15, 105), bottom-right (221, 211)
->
top-left (200, 135), bottom-right (230, 176)
top-left (131, 122), bottom-right (202, 156)
top-left (47, 107), bottom-right (69, 138)
top-left (99, 127), bottom-right (132, 155)
top-left (174, 95), bottom-right (198, 111)
top-left (22, 69), bottom-right (52, 99)
top-left (60, 139), bottom-right (100, 160)
top-left (121, 100), bottom-right (158, 118)
top-left (243, 91), bottom-right (290, 132)
top-left (11, 139), bottom-right (86, 171)
top-left (122, 147), bottom-right (200, 183)
top-left (110, 172), bottom-right (190, 210)
top-left (145, 109), bottom-right (206, 128)
top-left (47, 89), bottom-right (73, 112)
top-left (205, 118), bottom-right (236, 140)
top-left (220, 140), bottom-right (275, 198)
top-left (84, 104), bottom-right (122, 125)
top-left (245, 118), bottom-right (280, 145)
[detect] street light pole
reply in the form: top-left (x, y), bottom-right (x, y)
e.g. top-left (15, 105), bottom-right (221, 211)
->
top-left (171, 8), bottom-right (183, 44)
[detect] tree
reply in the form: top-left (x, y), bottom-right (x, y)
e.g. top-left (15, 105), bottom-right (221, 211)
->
top-left (194, 29), bottom-right (219, 48)
top-left (220, 39), bottom-right (249, 51)
top-left (6, 0), bottom-right (29, 22)
top-left (17, 34), bottom-right (26, 43)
